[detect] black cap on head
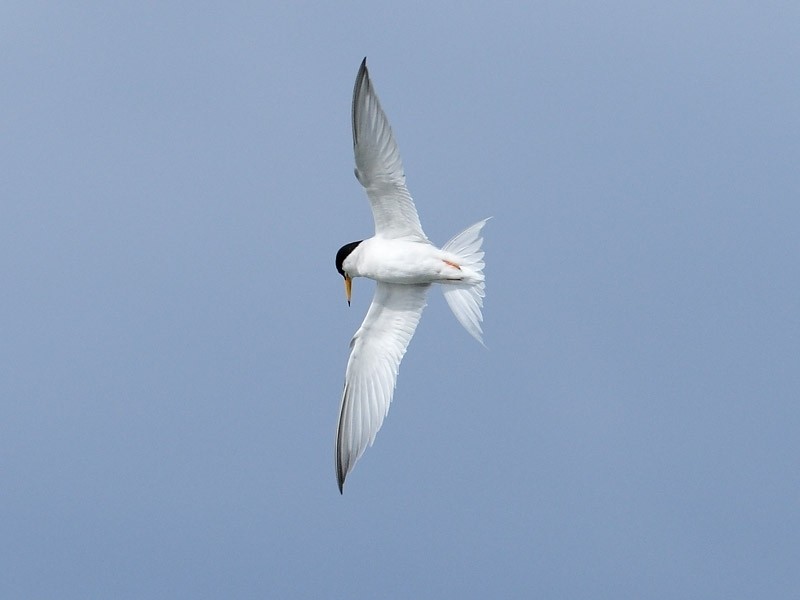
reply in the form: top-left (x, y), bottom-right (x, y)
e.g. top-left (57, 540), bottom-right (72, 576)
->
top-left (335, 241), bottom-right (362, 276)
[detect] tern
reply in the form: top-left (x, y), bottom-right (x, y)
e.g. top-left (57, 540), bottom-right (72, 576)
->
top-left (335, 58), bottom-right (489, 493)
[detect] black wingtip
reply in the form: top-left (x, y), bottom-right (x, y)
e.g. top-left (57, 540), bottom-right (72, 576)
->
top-left (352, 59), bottom-right (370, 147)
top-left (356, 57), bottom-right (368, 81)
top-left (337, 463), bottom-right (346, 494)
top-left (336, 381), bottom-right (351, 495)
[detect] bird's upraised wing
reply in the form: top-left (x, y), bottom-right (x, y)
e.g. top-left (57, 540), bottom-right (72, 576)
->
top-left (336, 282), bottom-right (430, 492)
top-left (352, 58), bottom-right (428, 241)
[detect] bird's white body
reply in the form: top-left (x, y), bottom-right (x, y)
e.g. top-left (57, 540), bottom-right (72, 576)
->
top-left (334, 59), bottom-right (489, 492)
top-left (343, 237), bottom-right (477, 285)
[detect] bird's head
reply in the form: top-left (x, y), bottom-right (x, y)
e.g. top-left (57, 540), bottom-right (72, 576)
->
top-left (335, 241), bottom-right (362, 306)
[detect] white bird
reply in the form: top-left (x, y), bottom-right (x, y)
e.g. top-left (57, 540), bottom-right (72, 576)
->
top-left (335, 58), bottom-right (489, 493)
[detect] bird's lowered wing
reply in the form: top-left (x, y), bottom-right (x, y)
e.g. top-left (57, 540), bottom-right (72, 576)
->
top-left (336, 282), bottom-right (430, 492)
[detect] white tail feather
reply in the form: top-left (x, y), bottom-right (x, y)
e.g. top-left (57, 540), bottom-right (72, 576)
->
top-left (441, 218), bottom-right (490, 345)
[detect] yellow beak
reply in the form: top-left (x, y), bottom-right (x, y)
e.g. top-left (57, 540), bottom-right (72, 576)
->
top-left (344, 276), bottom-right (352, 306)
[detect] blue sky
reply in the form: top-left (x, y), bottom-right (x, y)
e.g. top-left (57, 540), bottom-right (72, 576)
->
top-left (2, 2), bottom-right (798, 598)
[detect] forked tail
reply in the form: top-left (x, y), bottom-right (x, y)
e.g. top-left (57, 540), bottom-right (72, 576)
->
top-left (441, 218), bottom-right (490, 346)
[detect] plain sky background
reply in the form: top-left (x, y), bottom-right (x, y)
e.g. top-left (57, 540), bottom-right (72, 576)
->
top-left (2, 1), bottom-right (798, 598)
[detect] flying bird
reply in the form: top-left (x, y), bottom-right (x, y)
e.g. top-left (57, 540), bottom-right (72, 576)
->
top-left (335, 58), bottom-right (489, 493)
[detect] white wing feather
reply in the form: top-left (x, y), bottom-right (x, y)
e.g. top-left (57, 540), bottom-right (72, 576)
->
top-left (352, 58), bottom-right (428, 241)
top-left (336, 282), bottom-right (430, 492)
